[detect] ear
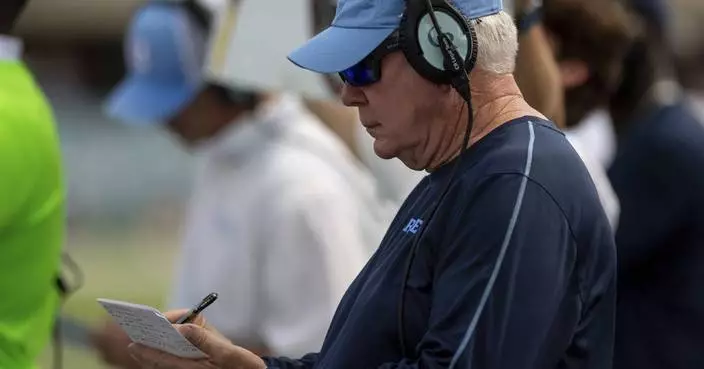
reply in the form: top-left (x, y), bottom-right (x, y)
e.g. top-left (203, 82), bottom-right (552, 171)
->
top-left (558, 59), bottom-right (591, 89)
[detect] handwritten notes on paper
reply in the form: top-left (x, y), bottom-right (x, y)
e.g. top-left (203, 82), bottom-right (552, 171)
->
top-left (97, 298), bottom-right (206, 359)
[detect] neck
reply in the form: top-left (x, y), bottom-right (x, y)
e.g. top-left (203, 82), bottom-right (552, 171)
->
top-left (215, 93), bottom-right (277, 133)
top-left (425, 70), bottom-right (545, 171)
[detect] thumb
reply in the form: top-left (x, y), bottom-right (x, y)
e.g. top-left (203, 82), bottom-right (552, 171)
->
top-left (177, 324), bottom-right (230, 361)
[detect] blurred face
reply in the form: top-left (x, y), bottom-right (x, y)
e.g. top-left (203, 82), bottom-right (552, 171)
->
top-left (166, 87), bottom-right (232, 147)
top-left (340, 52), bottom-right (454, 170)
top-left (544, 30), bottom-right (590, 90)
top-left (544, 29), bottom-right (601, 128)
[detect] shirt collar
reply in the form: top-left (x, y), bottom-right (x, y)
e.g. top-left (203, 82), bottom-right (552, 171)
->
top-left (0, 35), bottom-right (23, 61)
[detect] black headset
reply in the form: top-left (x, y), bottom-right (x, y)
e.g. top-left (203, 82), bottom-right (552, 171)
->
top-left (400, 0), bottom-right (478, 96)
top-left (396, 0), bottom-right (479, 357)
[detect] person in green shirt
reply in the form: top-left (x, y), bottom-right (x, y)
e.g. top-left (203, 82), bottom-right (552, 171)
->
top-left (0, 1), bottom-right (66, 368)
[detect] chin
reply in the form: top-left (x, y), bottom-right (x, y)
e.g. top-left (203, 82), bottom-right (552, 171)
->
top-left (394, 151), bottom-right (425, 171)
top-left (372, 141), bottom-right (398, 160)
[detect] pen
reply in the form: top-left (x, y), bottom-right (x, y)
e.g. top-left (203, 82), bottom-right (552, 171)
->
top-left (175, 292), bottom-right (219, 324)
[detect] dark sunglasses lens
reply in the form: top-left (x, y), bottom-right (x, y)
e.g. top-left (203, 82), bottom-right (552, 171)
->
top-left (339, 62), bottom-right (377, 87)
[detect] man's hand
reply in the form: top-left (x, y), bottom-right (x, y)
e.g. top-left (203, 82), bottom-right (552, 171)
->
top-left (91, 320), bottom-right (141, 369)
top-left (128, 310), bottom-right (266, 369)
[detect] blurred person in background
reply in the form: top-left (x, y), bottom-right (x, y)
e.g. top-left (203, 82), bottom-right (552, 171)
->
top-left (0, 0), bottom-right (66, 368)
top-left (606, 0), bottom-right (704, 367)
top-left (91, 0), bottom-right (376, 367)
top-left (510, 0), bottom-right (565, 127)
top-left (540, 0), bottom-right (637, 230)
top-left (200, 0), bottom-right (405, 221)
top-left (540, 0), bottom-right (622, 170)
top-left (510, 0), bottom-right (623, 229)
top-left (669, 0), bottom-right (704, 123)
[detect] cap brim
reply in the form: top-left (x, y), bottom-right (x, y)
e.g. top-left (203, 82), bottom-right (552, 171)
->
top-left (288, 26), bottom-right (396, 74)
top-left (105, 75), bottom-right (201, 125)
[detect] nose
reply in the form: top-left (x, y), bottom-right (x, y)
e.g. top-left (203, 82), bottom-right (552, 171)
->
top-left (340, 84), bottom-right (368, 107)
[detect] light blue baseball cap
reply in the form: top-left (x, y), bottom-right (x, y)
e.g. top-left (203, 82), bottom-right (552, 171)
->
top-left (105, 2), bottom-right (207, 124)
top-left (289, 0), bottom-right (503, 74)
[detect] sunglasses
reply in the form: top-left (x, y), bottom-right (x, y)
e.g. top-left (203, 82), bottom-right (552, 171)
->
top-left (338, 31), bottom-right (401, 87)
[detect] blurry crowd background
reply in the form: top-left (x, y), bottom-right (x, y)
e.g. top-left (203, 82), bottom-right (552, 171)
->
top-left (5, 0), bottom-right (704, 367)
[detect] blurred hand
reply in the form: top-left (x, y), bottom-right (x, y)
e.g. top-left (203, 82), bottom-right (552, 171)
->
top-left (91, 320), bottom-right (141, 369)
top-left (128, 310), bottom-right (266, 369)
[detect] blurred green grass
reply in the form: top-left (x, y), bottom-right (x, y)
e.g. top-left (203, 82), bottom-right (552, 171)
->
top-left (39, 228), bottom-right (180, 369)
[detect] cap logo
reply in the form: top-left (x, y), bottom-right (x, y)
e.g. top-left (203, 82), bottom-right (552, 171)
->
top-left (131, 38), bottom-right (151, 74)
top-left (428, 27), bottom-right (454, 47)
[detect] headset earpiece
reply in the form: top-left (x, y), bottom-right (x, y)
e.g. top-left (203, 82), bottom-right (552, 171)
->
top-left (399, 0), bottom-right (477, 85)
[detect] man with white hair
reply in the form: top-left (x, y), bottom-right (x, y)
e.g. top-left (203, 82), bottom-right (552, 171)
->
top-left (128, 1), bottom-right (616, 368)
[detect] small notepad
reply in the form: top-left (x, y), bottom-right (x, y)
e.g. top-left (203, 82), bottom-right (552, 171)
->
top-left (97, 298), bottom-right (206, 359)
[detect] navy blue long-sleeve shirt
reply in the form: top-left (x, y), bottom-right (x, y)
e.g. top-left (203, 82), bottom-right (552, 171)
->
top-left (264, 117), bottom-right (616, 369)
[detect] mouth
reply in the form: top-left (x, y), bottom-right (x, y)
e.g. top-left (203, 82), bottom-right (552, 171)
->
top-left (362, 119), bottom-right (381, 129)
top-left (362, 122), bottom-right (381, 137)
top-left (361, 120), bottom-right (379, 128)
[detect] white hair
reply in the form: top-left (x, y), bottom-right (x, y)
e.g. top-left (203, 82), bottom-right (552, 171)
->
top-left (469, 11), bottom-right (518, 74)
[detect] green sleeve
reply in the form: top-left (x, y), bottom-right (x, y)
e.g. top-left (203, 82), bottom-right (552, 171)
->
top-left (0, 61), bottom-right (65, 369)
